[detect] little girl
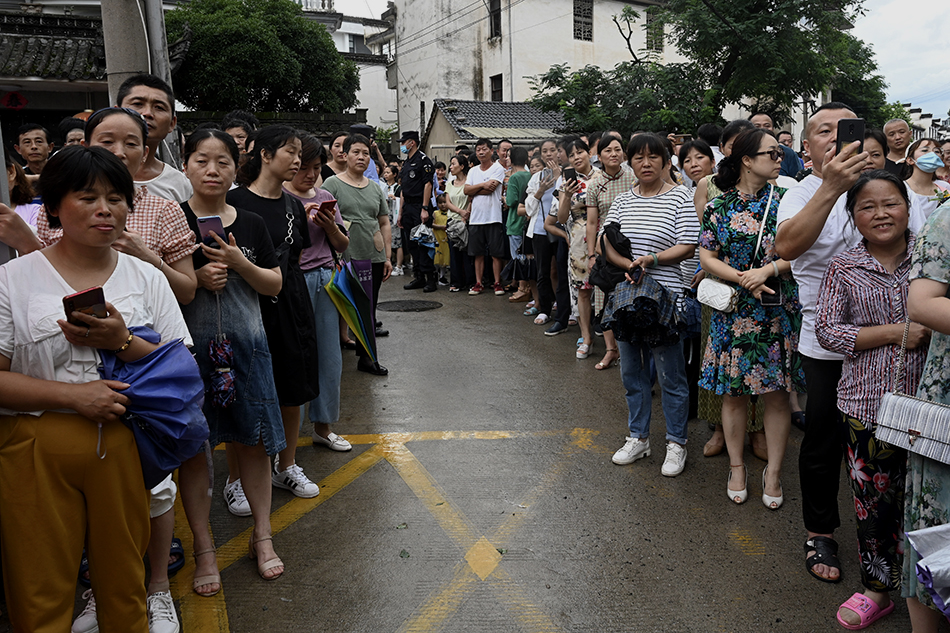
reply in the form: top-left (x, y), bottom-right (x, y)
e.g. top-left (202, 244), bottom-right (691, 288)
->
top-left (432, 193), bottom-right (451, 283)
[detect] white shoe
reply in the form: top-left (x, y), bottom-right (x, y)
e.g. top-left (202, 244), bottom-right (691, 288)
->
top-left (611, 437), bottom-right (651, 465)
top-left (392, 266), bottom-right (403, 276)
top-left (72, 589), bottom-right (98, 633)
top-left (223, 478), bottom-right (252, 517)
top-left (661, 442), bottom-right (687, 477)
top-left (147, 591), bottom-right (180, 633)
top-left (312, 431), bottom-right (352, 452)
top-left (272, 459), bottom-right (320, 498)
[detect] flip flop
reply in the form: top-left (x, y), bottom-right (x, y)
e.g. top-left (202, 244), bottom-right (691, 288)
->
top-left (168, 537), bottom-right (185, 577)
top-left (835, 593), bottom-right (895, 630)
top-left (805, 536), bottom-right (842, 583)
top-left (523, 307), bottom-right (539, 317)
top-left (791, 411), bottom-right (806, 431)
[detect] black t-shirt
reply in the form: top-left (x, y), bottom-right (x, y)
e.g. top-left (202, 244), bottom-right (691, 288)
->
top-left (400, 150), bottom-right (434, 200)
top-left (226, 188), bottom-right (311, 257)
top-left (321, 164), bottom-right (337, 183)
top-left (884, 157), bottom-right (904, 177)
top-left (181, 202), bottom-right (279, 271)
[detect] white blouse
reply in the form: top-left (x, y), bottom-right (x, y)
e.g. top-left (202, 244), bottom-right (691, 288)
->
top-left (0, 251), bottom-right (192, 416)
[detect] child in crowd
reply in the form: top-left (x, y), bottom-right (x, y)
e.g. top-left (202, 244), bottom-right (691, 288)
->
top-left (433, 193), bottom-right (451, 284)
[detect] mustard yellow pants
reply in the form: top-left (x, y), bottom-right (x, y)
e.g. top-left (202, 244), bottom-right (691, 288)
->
top-left (0, 412), bottom-right (149, 633)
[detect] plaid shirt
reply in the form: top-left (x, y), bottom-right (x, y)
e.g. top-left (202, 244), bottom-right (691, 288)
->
top-left (585, 168), bottom-right (637, 229)
top-left (37, 185), bottom-right (198, 264)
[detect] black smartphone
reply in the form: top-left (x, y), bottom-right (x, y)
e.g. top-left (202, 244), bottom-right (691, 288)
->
top-left (63, 287), bottom-right (106, 326)
top-left (196, 215), bottom-right (226, 246)
top-left (836, 118), bottom-right (865, 156)
top-left (562, 167), bottom-right (577, 182)
top-left (760, 277), bottom-right (783, 306)
top-left (629, 266), bottom-right (645, 284)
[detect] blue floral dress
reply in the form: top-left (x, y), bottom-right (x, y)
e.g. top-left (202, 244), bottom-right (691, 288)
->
top-left (698, 185), bottom-right (805, 396)
top-left (903, 202), bottom-right (950, 607)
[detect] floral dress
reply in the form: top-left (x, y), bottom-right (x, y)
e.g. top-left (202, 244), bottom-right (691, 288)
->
top-left (903, 202), bottom-right (950, 607)
top-left (698, 185), bottom-right (805, 396)
top-left (562, 169), bottom-right (597, 290)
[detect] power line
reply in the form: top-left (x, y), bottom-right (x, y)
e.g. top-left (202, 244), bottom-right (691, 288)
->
top-left (396, 0), bottom-right (529, 59)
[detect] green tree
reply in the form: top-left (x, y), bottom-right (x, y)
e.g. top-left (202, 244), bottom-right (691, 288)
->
top-left (878, 101), bottom-right (912, 126)
top-left (165, 0), bottom-right (359, 112)
top-left (828, 33), bottom-right (890, 127)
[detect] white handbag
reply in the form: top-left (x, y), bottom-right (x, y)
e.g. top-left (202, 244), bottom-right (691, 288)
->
top-left (697, 185), bottom-right (774, 313)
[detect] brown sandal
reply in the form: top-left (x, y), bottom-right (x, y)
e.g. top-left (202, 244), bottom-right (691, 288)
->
top-left (595, 348), bottom-right (619, 370)
top-left (193, 549), bottom-right (221, 597)
top-left (249, 536), bottom-right (284, 581)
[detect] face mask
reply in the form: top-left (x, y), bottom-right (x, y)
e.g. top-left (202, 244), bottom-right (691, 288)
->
top-left (399, 144), bottom-right (408, 155)
top-left (915, 151), bottom-right (945, 173)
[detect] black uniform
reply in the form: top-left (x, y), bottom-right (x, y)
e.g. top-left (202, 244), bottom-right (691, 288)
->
top-left (400, 149), bottom-right (435, 280)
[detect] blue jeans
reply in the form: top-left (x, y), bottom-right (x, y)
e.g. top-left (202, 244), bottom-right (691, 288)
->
top-left (618, 338), bottom-right (689, 445)
top-left (508, 234), bottom-right (524, 262)
top-left (303, 267), bottom-right (342, 425)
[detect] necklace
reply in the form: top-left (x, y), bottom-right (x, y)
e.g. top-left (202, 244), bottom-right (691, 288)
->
top-left (637, 181), bottom-right (667, 197)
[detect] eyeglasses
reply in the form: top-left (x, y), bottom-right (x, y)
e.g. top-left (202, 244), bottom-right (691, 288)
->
top-left (754, 149), bottom-right (784, 161)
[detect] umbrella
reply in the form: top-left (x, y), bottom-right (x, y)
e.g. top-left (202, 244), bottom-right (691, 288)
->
top-left (325, 260), bottom-right (378, 363)
top-left (409, 224), bottom-right (436, 259)
top-left (208, 293), bottom-right (236, 408)
top-left (98, 326), bottom-right (209, 488)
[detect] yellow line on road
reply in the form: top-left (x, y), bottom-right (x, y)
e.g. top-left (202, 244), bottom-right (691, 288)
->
top-left (396, 562), bottom-right (480, 633)
top-left (491, 567), bottom-right (563, 632)
top-left (729, 529), bottom-right (766, 556)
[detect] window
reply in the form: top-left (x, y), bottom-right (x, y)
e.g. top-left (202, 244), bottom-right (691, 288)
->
top-left (645, 7), bottom-right (663, 53)
top-left (489, 0), bottom-right (501, 38)
top-left (348, 34), bottom-right (355, 54)
top-left (490, 74), bottom-right (503, 102)
top-left (573, 0), bottom-right (593, 41)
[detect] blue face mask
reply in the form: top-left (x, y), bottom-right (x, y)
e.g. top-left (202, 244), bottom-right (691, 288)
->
top-left (399, 144), bottom-right (408, 155)
top-left (915, 151), bottom-right (945, 173)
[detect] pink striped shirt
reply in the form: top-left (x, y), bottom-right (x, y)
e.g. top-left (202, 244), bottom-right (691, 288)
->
top-left (815, 236), bottom-right (927, 424)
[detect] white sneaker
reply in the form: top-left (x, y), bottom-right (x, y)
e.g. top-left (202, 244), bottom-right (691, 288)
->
top-left (72, 589), bottom-right (98, 633)
top-left (147, 591), bottom-right (180, 633)
top-left (272, 459), bottom-right (320, 498)
top-left (312, 431), bottom-right (352, 452)
top-left (223, 478), bottom-right (252, 517)
top-left (661, 442), bottom-right (687, 477)
top-left (392, 266), bottom-right (403, 276)
top-left (611, 437), bottom-right (651, 465)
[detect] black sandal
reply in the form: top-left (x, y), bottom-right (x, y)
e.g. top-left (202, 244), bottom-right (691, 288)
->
top-left (804, 536), bottom-right (842, 583)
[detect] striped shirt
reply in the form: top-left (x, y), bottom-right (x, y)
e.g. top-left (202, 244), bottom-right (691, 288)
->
top-left (815, 236), bottom-right (926, 424)
top-left (602, 184), bottom-right (699, 295)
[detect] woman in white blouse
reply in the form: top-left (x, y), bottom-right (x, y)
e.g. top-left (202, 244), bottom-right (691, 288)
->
top-left (0, 146), bottom-right (192, 632)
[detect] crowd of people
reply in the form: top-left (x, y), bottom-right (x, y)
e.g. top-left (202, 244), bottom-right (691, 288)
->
top-left (2, 73), bottom-right (950, 632)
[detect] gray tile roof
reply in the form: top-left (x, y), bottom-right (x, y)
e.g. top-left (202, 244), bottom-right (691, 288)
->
top-left (0, 13), bottom-right (106, 81)
top-left (430, 98), bottom-right (565, 141)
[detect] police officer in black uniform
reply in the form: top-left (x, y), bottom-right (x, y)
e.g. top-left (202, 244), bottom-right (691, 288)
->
top-left (397, 131), bottom-right (436, 292)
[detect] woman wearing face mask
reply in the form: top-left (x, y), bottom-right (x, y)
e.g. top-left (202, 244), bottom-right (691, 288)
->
top-left (556, 138), bottom-right (599, 359)
top-left (584, 133), bottom-right (634, 370)
top-left (901, 138), bottom-right (950, 220)
top-left (815, 170), bottom-right (927, 631)
top-left (283, 134), bottom-right (352, 452)
top-left (228, 126), bottom-right (321, 508)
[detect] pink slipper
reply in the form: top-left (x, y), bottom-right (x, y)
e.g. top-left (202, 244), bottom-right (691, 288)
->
top-left (835, 593), bottom-right (895, 630)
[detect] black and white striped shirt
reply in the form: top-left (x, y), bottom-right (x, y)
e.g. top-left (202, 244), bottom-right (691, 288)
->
top-left (603, 185), bottom-right (700, 294)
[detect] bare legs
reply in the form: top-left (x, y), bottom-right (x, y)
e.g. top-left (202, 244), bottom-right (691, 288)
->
top-left (179, 451), bottom-right (220, 594)
top-left (721, 390), bottom-right (790, 501)
top-left (276, 405), bottom-right (302, 471)
top-left (577, 287), bottom-right (592, 347)
top-left (145, 510), bottom-right (174, 595)
top-left (907, 597), bottom-right (942, 632)
top-left (230, 442), bottom-right (283, 579)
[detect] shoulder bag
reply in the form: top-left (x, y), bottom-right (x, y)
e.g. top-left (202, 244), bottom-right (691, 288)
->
top-left (876, 320), bottom-right (950, 464)
top-left (697, 185), bottom-right (774, 313)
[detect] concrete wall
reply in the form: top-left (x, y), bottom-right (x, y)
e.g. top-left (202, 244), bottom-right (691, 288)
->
top-left (392, 0), bottom-right (685, 131)
top-left (356, 62), bottom-right (398, 130)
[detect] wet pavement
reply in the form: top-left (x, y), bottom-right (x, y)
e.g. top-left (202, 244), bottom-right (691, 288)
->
top-left (3, 281), bottom-right (922, 632)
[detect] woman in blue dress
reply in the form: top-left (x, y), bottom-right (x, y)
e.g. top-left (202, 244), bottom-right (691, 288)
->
top-left (698, 128), bottom-right (804, 509)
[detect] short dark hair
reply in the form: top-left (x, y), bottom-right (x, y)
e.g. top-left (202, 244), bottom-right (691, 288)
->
top-left (328, 131), bottom-right (349, 148)
top-left (846, 170), bottom-right (909, 216)
top-left (498, 138), bottom-right (513, 147)
top-left (17, 123), bottom-right (51, 144)
top-left (564, 138), bottom-right (590, 156)
top-left (116, 73), bottom-right (176, 115)
top-left (435, 193), bottom-right (446, 203)
top-left (194, 121), bottom-right (222, 132)
top-left (343, 134), bottom-right (372, 154)
top-left (299, 133), bottom-right (328, 166)
top-left (40, 146), bottom-right (135, 228)
top-left (455, 144), bottom-right (470, 152)
top-left (510, 146), bottom-right (528, 167)
top-left (678, 139), bottom-right (714, 170)
top-left (748, 112), bottom-right (773, 124)
top-left (720, 119), bottom-right (756, 149)
top-left (434, 161), bottom-right (447, 171)
top-left (815, 101), bottom-right (855, 116)
top-left (84, 107), bottom-right (148, 145)
top-left (598, 133), bottom-right (624, 153)
top-left (696, 123), bottom-right (722, 147)
top-left (777, 130), bottom-right (793, 140)
top-left (626, 133), bottom-right (670, 166)
top-left (475, 138), bottom-right (493, 149)
top-left (223, 110), bottom-right (259, 132)
top-left (450, 153), bottom-right (471, 174)
top-left (183, 128), bottom-right (240, 166)
top-left (864, 128), bottom-right (887, 154)
top-left (58, 117), bottom-right (86, 142)
top-left (237, 125), bottom-right (298, 186)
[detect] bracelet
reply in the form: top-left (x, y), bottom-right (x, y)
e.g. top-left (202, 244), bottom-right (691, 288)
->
top-left (771, 261), bottom-right (779, 277)
top-left (112, 330), bottom-right (134, 355)
top-left (650, 253), bottom-right (659, 268)
top-left (157, 259), bottom-right (165, 272)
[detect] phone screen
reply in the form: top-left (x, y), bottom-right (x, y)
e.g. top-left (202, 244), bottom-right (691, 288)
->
top-left (836, 118), bottom-right (865, 156)
top-left (197, 215), bottom-right (225, 246)
top-left (63, 287), bottom-right (106, 326)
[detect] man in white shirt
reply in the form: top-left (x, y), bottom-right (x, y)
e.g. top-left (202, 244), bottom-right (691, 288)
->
top-left (775, 102), bottom-right (869, 586)
top-left (463, 138), bottom-right (508, 295)
top-left (117, 74), bottom-right (193, 204)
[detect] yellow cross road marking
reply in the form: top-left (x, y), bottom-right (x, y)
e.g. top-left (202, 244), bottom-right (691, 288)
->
top-left (180, 429), bottom-right (598, 632)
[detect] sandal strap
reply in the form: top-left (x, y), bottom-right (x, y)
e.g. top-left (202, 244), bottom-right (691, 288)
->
top-left (194, 548), bottom-right (216, 559)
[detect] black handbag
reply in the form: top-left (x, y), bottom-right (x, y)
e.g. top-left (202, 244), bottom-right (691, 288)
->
top-left (589, 223), bottom-right (633, 293)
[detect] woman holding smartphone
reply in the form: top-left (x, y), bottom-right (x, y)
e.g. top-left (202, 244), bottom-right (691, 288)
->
top-left (697, 128), bottom-right (802, 508)
top-left (0, 146), bottom-right (191, 632)
top-left (179, 129), bottom-right (287, 584)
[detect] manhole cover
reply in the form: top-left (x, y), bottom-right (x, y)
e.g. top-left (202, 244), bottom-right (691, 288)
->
top-left (377, 300), bottom-right (443, 312)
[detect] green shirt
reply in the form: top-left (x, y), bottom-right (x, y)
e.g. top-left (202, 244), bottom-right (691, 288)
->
top-left (322, 176), bottom-right (389, 263)
top-left (504, 169), bottom-right (531, 236)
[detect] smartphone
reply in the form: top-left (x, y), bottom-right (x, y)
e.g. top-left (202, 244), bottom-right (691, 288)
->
top-left (541, 167), bottom-right (553, 181)
top-left (196, 215), bottom-right (225, 246)
top-left (673, 134), bottom-right (691, 143)
top-left (629, 267), bottom-right (645, 284)
top-left (63, 287), bottom-right (106, 326)
top-left (311, 198), bottom-right (337, 222)
top-left (760, 277), bottom-right (783, 306)
top-left (562, 167), bottom-right (577, 182)
top-left (836, 118), bottom-right (865, 156)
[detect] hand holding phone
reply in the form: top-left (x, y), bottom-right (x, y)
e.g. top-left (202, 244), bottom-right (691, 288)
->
top-left (836, 118), bottom-right (865, 157)
top-left (628, 266), bottom-right (644, 285)
top-left (562, 167), bottom-right (577, 183)
top-left (197, 215), bottom-right (226, 247)
top-left (63, 287), bottom-right (106, 326)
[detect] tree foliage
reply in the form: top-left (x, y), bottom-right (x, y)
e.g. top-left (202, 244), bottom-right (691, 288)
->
top-left (828, 34), bottom-right (891, 127)
top-left (165, 0), bottom-right (359, 113)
